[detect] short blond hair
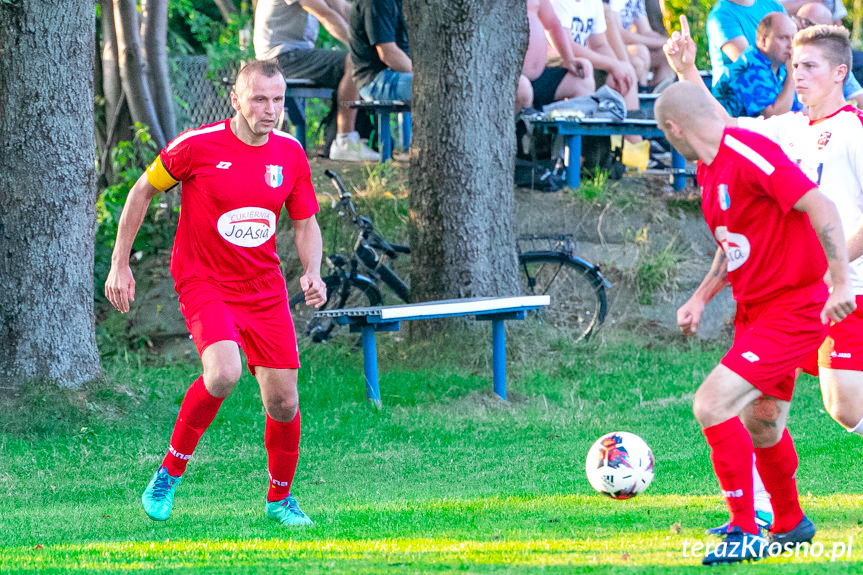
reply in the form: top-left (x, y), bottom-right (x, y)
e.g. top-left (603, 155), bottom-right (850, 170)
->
top-left (793, 25), bottom-right (852, 78)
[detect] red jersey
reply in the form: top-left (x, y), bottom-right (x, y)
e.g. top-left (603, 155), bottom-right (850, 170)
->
top-left (697, 127), bottom-right (825, 303)
top-left (146, 119), bottom-right (319, 285)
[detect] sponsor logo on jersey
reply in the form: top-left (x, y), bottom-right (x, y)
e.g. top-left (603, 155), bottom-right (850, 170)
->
top-left (817, 131), bottom-right (832, 150)
top-left (742, 351), bottom-right (760, 363)
top-left (714, 226), bottom-right (751, 272)
top-left (718, 184), bottom-right (730, 211)
top-left (265, 164), bottom-right (283, 188)
top-left (830, 351), bottom-right (852, 359)
top-left (217, 207), bottom-right (276, 248)
top-left (216, 161), bottom-right (232, 169)
top-left (722, 488), bottom-right (744, 498)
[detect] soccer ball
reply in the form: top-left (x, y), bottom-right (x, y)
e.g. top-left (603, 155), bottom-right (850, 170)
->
top-left (585, 431), bottom-right (654, 499)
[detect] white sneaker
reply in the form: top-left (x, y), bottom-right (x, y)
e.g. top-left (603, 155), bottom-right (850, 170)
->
top-left (329, 134), bottom-right (380, 162)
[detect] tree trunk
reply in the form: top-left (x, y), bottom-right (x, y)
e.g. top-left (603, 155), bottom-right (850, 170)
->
top-left (113, 0), bottom-right (166, 149)
top-left (404, 0), bottom-right (527, 311)
top-left (213, 0), bottom-right (238, 22)
top-left (141, 0), bottom-right (177, 142)
top-left (100, 0), bottom-right (122, 118)
top-left (0, 0), bottom-right (101, 388)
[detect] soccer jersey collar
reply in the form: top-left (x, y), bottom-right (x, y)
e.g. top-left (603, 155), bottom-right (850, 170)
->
top-left (808, 104), bottom-right (857, 126)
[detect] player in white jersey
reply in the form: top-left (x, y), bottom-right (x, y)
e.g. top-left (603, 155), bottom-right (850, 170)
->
top-left (664, 17), bottom-right (863, 546)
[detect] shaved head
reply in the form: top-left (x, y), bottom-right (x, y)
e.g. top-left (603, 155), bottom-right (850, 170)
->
top-left (234, 59), bottom-right (285, 96)
top-left (655, 82), bottom-right (721, 128)
top-left (797, 2), bottom-right (833, 26)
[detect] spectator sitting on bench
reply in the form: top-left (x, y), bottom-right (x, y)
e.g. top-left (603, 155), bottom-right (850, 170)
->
top-left (603, 0), bottom-right (674, 91)
top-left (794, 1), bottom-right (863, 108)
top-left (549, 0), bottom-right (640, 115)
top-left (349, 0), bottom-right (412, 104)
top-left (518, 0), bottom-right (595, 112)
top-left (254, 0), bottom-right (380, 161)
top-left (706, 0), bottom-right (786, 86)
top-left (712, 12), bottom-right (797, 118)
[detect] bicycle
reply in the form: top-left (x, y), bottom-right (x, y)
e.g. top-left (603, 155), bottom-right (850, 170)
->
top-left (287, 170), bottom-right (609, 343)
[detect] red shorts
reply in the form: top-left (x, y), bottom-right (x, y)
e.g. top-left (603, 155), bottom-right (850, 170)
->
top-left (800, 294), bottom-right (863, 375)
top-left (177, 269), bottom-right (299, 375)
top-left (721, 284), bottom-right (828, 401)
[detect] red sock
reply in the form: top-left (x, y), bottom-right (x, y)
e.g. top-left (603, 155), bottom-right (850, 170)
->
top-left (754, 429), bottom-right (804, 533)
top-left (703, 417), bottom-right (758, 535)
top-left (161, 376), bottom-right (224, 476)
top-left (265, 410), bottom-right (301, 503)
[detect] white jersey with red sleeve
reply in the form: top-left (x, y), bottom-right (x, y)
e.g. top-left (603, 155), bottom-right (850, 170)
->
top-left (738, 106), bottom-right (863, 295)
top-left (145, 119), bottom-right (319, 285)
top-left (697, 127), bottom-right (826, 303)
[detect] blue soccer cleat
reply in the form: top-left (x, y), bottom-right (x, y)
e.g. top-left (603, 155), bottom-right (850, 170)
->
top-left (768, 515), bottom-right (816, 547)
top-left (266, 494), bottom-right (313, 526)
top-left (702, 526), bottom-right (767, 565)
top-left (141, 466), bottom-right (182, 521)
top-left (706, 510), bottom-right (773, 536)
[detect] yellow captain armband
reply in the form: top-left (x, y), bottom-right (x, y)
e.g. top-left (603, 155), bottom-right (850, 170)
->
top-left (146, 156), bottom-right (179, 191)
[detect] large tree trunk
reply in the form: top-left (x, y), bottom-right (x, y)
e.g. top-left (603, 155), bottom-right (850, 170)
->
top-left (141, 0), bottom-right (177, 142)
top-left (0, 0), bottom-right (101, 388)
top-left (113, 0), bottom-right (166, 149)
top-left (405, 0), bottom-right (527, 309)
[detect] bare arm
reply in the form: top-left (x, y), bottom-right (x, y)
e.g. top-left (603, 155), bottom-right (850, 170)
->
top-left (376, 42), bottom-right (412, 73)
top-left (677, 247), bottom-right (729, 335)
top-left (587, 32), bottom-right (636, 94)
top-left (539, 0), bottom-right (587, 76)
top-left (105, 173), bottom-right (161, 313)
top-left (664, 15), bottom-right (738, 126)
top-left (794, 188), bottom-right (857, 323)
top-left (720, 36), bottom-right (749, 63)
top-left (621, 16), bottom-right (667, 50)
top-left (292, 215), bottom-right (327, 308)
top-left (298, 0), bottom-right (350, 45)
top-left (603, 6), bottom-right (630, 61)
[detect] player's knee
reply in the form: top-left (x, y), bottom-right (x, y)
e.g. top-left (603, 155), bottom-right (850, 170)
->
top-left (266, 395), bottom-right (299, 422)
top-left (204, 363), bottom-right (242, 394)
top-left (692, 394), bottom-right (715, 427)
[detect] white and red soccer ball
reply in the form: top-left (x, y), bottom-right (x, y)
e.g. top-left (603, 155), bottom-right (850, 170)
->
top-left (585, 431), bottom-right (654, 499)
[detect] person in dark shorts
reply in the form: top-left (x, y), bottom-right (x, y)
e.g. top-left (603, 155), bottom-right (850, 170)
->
top-left (254, 0), bottom-right (379, 161)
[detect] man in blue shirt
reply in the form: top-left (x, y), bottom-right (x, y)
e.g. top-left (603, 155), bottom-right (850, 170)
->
top-left (713, 12), bottom-right (797, 117)
top-left (707, 0), bottom-right (786, 85)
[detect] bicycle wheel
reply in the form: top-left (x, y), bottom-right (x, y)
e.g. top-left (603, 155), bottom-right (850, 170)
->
top-left (518, 251), bottom-right (608, 342)
top-left (288, 274), bottom-right (382, 342)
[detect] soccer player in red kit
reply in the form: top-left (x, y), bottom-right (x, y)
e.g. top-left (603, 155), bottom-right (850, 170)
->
top-left (105, 59), bottom-right (326, 527)
top-left (665, 15), bottom-right (863, 554)
top-left (655, 81), bottom-right (855, 565)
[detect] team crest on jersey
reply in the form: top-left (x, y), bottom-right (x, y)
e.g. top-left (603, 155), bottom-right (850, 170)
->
top-left (718, 184), bottom-right (730, 211)
top-left (265, 165), bottom-right (283, 188)
top-left (817, 131), bottom-right (832, 150)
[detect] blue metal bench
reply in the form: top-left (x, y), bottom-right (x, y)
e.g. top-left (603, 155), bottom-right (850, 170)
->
top-left (283, 79), bottom-right (335, 150)
top-left (346, 99), bottom-right (411, 162)
top-left (314, 295), bottom-right (550, 407)
top-left (532, 117), bottom-right (688, 191)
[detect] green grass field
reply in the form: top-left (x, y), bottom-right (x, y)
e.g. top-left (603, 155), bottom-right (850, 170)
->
top-left (2, 328), bottom-right (863, 573)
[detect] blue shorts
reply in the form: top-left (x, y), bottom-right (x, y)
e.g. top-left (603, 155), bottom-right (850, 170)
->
top-left (359, 69), bottom-right (412, 103)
